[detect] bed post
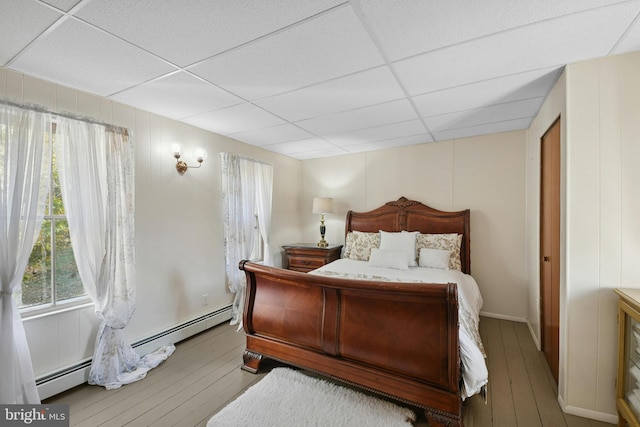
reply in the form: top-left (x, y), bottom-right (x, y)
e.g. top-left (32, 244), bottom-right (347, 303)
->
top-left (425, 407), bottom-right (462, 427)
top-left (241, 350), bottom-right (263, 374)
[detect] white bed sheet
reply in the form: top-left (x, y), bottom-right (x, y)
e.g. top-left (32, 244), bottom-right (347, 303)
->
top-left (310, 258), bottom-right (488, 398)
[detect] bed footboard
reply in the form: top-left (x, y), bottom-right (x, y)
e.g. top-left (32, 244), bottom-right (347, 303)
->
top-left (239, 261), bottom-right (462, 426)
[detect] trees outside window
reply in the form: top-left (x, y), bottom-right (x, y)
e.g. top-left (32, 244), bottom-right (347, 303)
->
top-left (20, 130), bottom-right (86, 310)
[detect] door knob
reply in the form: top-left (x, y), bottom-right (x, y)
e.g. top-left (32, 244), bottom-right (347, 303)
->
top-left (543, 256), bottom-right (550, 262)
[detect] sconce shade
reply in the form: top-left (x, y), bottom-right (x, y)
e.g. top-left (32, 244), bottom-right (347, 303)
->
top-left (312, 197), bottom-right (334, 214)
top-left (171, 142), bottom-right (183, 157)
top-left (194, 147), bottom-right (208, 162)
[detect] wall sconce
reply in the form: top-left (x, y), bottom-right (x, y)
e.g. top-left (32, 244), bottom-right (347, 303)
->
top-left (171, 143), bottom-right (207, 175)
top-left (312, 197), bottom-right (334, 248)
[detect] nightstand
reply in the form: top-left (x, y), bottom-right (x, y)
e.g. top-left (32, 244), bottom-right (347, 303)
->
top-left (283, 243), bottom-right (343, 272)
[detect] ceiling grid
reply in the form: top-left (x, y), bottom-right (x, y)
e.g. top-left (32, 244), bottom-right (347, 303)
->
top-left (2, 0), bottom-right (639, 159)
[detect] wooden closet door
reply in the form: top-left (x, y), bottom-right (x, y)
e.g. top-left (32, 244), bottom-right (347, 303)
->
top-left (540, 118), bottom-right (561, 383)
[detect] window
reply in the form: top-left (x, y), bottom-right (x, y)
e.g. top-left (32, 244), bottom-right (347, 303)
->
top-left (19, 129), bottom-right (86, 311)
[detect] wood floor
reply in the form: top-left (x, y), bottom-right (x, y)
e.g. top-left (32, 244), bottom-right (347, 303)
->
top-left (44, 317), bottom-right (615, 426)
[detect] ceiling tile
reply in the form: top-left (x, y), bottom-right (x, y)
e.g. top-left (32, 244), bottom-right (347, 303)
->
top-left (413, 67), bottom-right (561, 118)
top-left (295, 99), bottom-right (419, 136)
top-left (10, 18), bottom-right (176, 97)
top-left (393, 2), bottom-right (640, 95)
top-left (110, 72), bottom-right (243, 120)
top-left (255, 66), bottom-right (405, 122)
top-left (0, 0), bottom-right (62, 66)
top-left (346, 134), bottom-right (432, 153)
top-left (76, 0), bottom-right (346, 67)
top-left (189, 5), bottom-right (384, 100)
top-left (288, 146), bottom-right (350, 160)
top-left (432, 118), bottom-right (532, 141)
top-left (181, 102), bottom-right (286, 135)
top-left (325, 119), bottom-right (428, 147)
top-left (424, 98), bottom-right (543, 132)
top-left (264, 137), bottom-right (335, 156)
top-left (41, 0), bottom-right (83, 12)
top-left (611, 14), bottom-right (640, 55)
top-left (229, 123), bottom-right (314, 146)
top-left (354, 0), bottom-right (636, 61)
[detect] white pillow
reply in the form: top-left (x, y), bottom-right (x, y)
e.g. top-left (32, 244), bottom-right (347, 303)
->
top-left (379, 230), bottom-right (419, 266)
top-left (368, 248), bottom-right (410, 270)
top-left (419, 248), bottom-right (451, 270)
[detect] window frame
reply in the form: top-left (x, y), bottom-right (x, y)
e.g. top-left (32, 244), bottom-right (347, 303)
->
top-left (19, 123), bottom-right (90, 318)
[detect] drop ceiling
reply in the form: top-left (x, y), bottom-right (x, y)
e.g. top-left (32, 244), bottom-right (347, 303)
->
top-left (2, 0), bottom-right (640, 160)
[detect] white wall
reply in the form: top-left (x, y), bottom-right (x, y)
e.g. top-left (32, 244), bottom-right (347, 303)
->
top-left (524, 52), bottom-right (640, 422)
top-left (301, 133), bottom-right (528, 320)
top-left (0, 66), bottom-right (302, 379)
top-left (558, 51), bottom-right (640, 421)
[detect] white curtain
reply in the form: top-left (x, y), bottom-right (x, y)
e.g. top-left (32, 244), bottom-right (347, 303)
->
top-left (221, 154), bottom-right (273, 326)
top-left (0, 104), bottom-right (50, 404)
top-left (254, 162), bottom-right (273, 267)
top-left (56, 119), bottom-right (174, 390)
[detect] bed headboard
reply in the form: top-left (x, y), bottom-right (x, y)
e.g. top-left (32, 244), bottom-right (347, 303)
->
top-left (345, 197), bottom-right (471, 274)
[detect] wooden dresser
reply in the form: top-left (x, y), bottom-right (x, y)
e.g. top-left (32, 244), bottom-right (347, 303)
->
top-left (283, 243), bottom-right (342, 272)
top-left (615, 288), bottom-right (640, 427)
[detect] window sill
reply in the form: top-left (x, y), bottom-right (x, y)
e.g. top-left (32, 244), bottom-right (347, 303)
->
top-left (21, 299), bottom-right (94, 321)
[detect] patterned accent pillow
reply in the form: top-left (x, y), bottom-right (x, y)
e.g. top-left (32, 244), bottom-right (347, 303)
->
top-left (416, 233), bottom-right (463, 270)
top-left (343, 231), bottom-right (380, 261)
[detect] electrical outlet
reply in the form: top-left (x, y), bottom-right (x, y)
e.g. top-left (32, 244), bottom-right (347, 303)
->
top-left (202, 294), bottom-right (208, 306)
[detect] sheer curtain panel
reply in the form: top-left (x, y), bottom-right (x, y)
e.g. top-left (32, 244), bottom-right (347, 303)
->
top-left (0, 104), bottom-right (50, 404)
top-left (56, 119), bottom-right (174, 390)
top-left (221, 153), bottom-right (254, 326)
top-left (253, 161), bottom-right (273, 267)
top-left (221, 154), bottom-right (273, 326)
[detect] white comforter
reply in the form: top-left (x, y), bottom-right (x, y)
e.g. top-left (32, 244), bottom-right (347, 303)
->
top-left (310, 258), bottom-right (488, 398)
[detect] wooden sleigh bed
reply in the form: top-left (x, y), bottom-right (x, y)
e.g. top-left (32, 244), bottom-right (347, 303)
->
top-left (239, 197), bottom-right (475, 426)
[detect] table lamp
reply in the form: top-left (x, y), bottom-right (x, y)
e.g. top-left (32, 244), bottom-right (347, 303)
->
top-left (312, 197), bottom-right (334, 248)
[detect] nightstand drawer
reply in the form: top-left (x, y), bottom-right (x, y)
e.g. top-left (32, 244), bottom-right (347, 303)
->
top-left (288, 256), bottom-right (326, 271)
top-left (283, 243), bottom-right (343, 273)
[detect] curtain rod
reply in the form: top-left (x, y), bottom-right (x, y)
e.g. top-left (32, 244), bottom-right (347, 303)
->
top-left (0, 98), bottom-right (130, 136)
top-left (221, 152), bottom-right (273, 167)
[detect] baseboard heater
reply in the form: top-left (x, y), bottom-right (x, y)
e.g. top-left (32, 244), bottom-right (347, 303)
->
top-left (37, 305), bottom-right (233, 400)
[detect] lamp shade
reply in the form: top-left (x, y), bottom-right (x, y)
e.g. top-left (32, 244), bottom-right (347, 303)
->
top-left (312, 197), bottom-right (334, 214)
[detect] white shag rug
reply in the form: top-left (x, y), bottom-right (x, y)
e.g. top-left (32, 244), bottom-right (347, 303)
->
top-left (208, 367), bottom-right (416, 426)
